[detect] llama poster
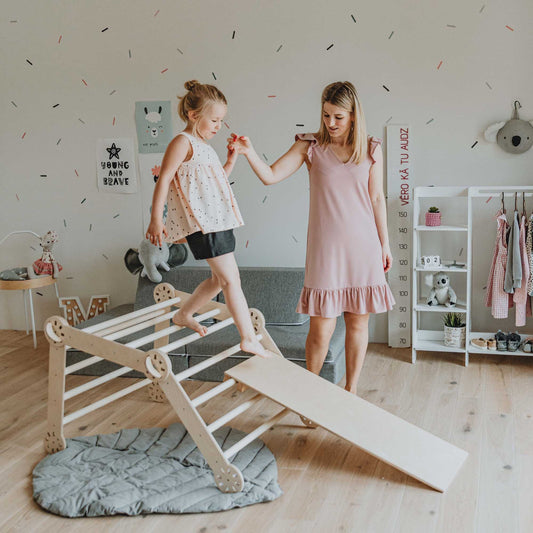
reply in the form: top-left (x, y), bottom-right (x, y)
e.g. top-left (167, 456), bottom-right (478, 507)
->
top-left (135, 100), bottom-right (172, 153)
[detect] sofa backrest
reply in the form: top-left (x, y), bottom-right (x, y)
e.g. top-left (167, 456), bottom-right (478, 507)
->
top-left (135, 266), bottom-right (309, 325)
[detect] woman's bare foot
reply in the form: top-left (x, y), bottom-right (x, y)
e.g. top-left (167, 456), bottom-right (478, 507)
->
top-left (240, 338), bottom-right (273, 358)
top-left (172, 310), bottom-right (208, 336)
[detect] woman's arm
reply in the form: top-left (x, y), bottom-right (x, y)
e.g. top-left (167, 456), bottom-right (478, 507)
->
top-left (368, 144), bottom-right (393, 273)
top-left (229, 135), bottom-right (308, 185)
top-left (146, 135), bottom-right (190, 246)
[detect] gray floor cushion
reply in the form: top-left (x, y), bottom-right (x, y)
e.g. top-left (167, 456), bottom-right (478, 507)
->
top-left (33, 423), bottom-right (282, 517)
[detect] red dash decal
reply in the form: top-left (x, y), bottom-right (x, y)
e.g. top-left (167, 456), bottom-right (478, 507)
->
top-left (246, 240), bottom-right (249, 248)
top-left (22, 132), bottom-right (26, 139)
top-left (82, 79), bottom-right (88, 86)
top-left (224, 121), bottom-right (230, 129)
top-left (161, 68), bottom-right (168, 73)
top-left (486, 196), bottom-right (493, 204)
top-left (505, 25), bottom-right (514, 31)
top-left (58, 35), bottom-right (62, 44)
top-left (268, 95), bottom-right (276, 98)
top-left (437, 60), bottom-right (443, 70)
top-left (74, 169), bottom-right (79, 177)
top-left (16, 194), bottom-right (20, 201)
top-left (112, 116), bottom-right (116, 126)
top-left (154, 9), bottom-right (160, 16)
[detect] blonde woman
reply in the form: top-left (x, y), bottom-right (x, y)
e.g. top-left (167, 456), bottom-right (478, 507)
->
top-left (146, 80), bottom-right (270, 358)
top-left (230, 81), bottom-right (395, 393)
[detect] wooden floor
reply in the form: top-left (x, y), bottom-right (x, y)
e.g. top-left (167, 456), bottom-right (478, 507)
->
top-left (1, 330), bottom-right (532, 533)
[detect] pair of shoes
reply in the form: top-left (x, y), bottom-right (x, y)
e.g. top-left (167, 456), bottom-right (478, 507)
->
top-left (494, 330), bottom-right (522, 352)
top-left (471, 337), bottom-right (497, 350)
top-left (521, 338), bottom-right (533, 353)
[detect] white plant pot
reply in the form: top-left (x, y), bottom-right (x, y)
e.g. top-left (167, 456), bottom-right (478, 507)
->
top-left (443, 325), bottom-right (466, 348)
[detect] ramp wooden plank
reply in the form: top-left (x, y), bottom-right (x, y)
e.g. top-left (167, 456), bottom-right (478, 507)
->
top-left (226, 356), bottom-right (468, 492)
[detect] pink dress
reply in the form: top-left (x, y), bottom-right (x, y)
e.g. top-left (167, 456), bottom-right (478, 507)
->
top-left (485, 211), bottom-right (512, 319)
top-left (295, 134), bottom-right (395, 318)
top-left (513, 215), bottom-right (532, 326)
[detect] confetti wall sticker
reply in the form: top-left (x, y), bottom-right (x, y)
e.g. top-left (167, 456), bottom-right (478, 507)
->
top-left (58, 35), bottom-right (62, 43)
top-left (386, 116), bottom-right (393, 123)
top-left (75, 169), bottom-right (79, 176)
top-left (11, 101), bottom-right (17, 107)
top-left (263, 196), bottom-right (267, 203)
top-left (426, 118), bottom-right (434, 124)
top-left (40, 174), bottom-right (47, 177)
top-left (129, 49), bottom-right (132, 58)
top-left (388, 31), bottom-right (394, 39)
top-left (505, 25), bottom-right (514, 31)
top-left (26, 59), bottom-right (33, 65)
top-left (224, 121), bottom-right (230, 129)
top-left (485, 81), bottom-right (493, 89)
top-left (437, 60), bottom-right (443, 70)
top-left (296, 123), bottom-right (304, 127)
top-left (232, 30), bottom-right (236, 39)
top-left (268, 95), bottom-right (276, 98)
top-left (212, 72), bottom-right (217, 80)
top-left (446, 24), bottom-right (456, 28)
top-left (78, 118), bottom-right (86, 124)
top-left (82, 79), bottom-right (88, 86)
top-left (471, 141), bottom-right (479, 149)
top-left (53, 104), bottom-right (59, 108)
top-left (177, 48), bottom-right (184, 55)
top-left (110, 90), bottom-right (116, 95)
top-left (63, 219), bottom-right (67, 227)
top-left (326, 43), bottom-right (334, 50)
top-left (81, 198), bottom-right (86, 204)
top-left (102, 253), bottom-right (109, 260)
top-left (57, 138), bottom-right (61, 145)
top-left (291, 235), bottom-right (298, 242)
top-left (22, 132), bottom-right (26, 139)
top-left (262, 153), bottom-right (268, 161)
top-left (351, 14), bottom-right (356, 23)
top-left (113, 213), bottom-right (120, 218)
top-left (161, 68), bottom-right (168, 73)
top-left (89, 224), bottom-right (92, 231)
top-left (485, 196), bottom-right (493, 204)
top-left (382, 85), bottom-right (390, 92)
top-left (112, 116), bottom-right (116, 125)
top-left (479, 5), bottom-right (485, 13)
top-left (101, 27), bottom-right (109, 32)
top-left (246, 240), bottom-right (249, 248)
top-left (276, 44), bottom-right (283, 52)
top-left (154, 9), bottom-right (160, 16)
top-left (16, 194), bottom-right (20, 201)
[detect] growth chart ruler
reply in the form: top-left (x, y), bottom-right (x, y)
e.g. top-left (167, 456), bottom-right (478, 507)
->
top-left (386, 125), bottom-right (412, 348)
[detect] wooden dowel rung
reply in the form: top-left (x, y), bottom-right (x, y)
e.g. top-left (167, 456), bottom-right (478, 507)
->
top-left (94, 309), bottom-right (167, 338)
top-left (191, 379), bottom-right (236, 408)
top-left (223, 408), bottom-right (291, 459)
top-left (173, 334), bottom-right (262, 382)
top-left (63, 379), bottom-right (151, 424)
top-left (104, 310), bottom-right (176, 341)
top-left (82, 296), bottom-right (182, 334)
top-left (126, 308), bottom-right (221, 349)
top-left (65, 354), bottom-right (102, 374)
top-left (159, 317), bottom-right (235, 353)
top-left (64, 365), bottom-right (134, 399)
top-left (207, 394), bottom-right (262, 433)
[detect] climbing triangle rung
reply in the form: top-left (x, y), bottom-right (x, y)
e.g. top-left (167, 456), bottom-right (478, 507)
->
top-left (207, 394), bottom-right (263, 433)
top-left (94, 309), bottom-right (169, 338)
top-left (105, 309), bottom-right (176, 341)
top-left (173, 334), bottom-right (263, 382)
top-left (160, 316), bottom-right (235, 353)
top-left (191, 379), bottom-right (237, 408)
top-left (223, 407), bottom-right (291, 460)
top-left (82, 296), bottom-right (182, 334)
top-left (64, 365), bottom-right (135, 399)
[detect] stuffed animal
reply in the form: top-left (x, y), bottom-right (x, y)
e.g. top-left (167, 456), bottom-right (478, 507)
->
top-left (426, 272), bottom-right (457, 307)
top-left (31, 230), bottom-right (62, 278)
top-left (484, 101), bottom-right (533, 154)
top-left (124, 240), bottom-right (188, 283)
top-left (0, 266), bottom-right (29, 281)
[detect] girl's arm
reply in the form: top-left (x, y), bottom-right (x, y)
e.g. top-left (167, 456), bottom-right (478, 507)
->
top-left (223, 143), bottom-right (239, 177)
top-left (146, 135), bottom-right (190, 246)
top-left (229, 135), bottom-right (308, 185)
top-left (368, 144), bottom-right (393, 273)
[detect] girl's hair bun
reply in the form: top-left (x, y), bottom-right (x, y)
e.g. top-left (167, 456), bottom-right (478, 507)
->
top-left (184, 80), bottom-right (200, 91)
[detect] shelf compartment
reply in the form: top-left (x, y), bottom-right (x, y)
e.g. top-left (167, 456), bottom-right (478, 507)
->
top-left (468, 331), bottom-right (533, 357)
top-left (415, 225), bottom-right (468, 232)
top-left (413, 329), bottom-right (466, 354)
top-left (414, 301), bottom-right (467, 313)
top-left (414, 266), bottom-right (468, 273)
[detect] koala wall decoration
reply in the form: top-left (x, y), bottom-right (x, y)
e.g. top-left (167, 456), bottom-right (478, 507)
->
top-left (484, 101), bottom-right (533, 154)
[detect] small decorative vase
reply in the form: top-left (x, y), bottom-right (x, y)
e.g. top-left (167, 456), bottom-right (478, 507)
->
top-left (425, 212), bottom-right (441, 226)
top-left (443, 325), bottom-right (466, 348)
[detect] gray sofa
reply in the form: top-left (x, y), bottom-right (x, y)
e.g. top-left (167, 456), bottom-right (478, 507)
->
top-left (67, 267), bottom-right (346, 383)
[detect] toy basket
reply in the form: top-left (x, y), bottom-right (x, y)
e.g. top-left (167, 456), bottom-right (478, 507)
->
top-left (443, 325), bottom-right (465, 348)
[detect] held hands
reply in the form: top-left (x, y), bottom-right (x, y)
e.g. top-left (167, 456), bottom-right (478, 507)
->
top-left (227, 133), bottom-right (253, 156)
top-left (382, 244), bottom-right (393, 273)
top-left (146, 219), bottom-right (168, 247)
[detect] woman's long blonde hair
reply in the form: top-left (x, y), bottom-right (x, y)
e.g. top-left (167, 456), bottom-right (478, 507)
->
top-left (177, 80), bottom-right (227, 135)
top-left (315, 81), bottom-right (368, 165)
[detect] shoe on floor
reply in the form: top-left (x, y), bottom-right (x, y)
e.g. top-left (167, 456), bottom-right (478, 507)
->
top-left (471, 338), bottom-right (488, 349)
top-left (487, 338), bottom-right (497, 351)
top-left (520, 338), bottom-right (533, 353)
top-left (507, 331), bottom-right (521, 352)
top-left (495, 330), bottom-right (507, 351)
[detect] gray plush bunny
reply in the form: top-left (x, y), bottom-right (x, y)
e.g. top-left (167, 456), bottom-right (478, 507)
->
top-left (484, 101), bottom-right (533, 154)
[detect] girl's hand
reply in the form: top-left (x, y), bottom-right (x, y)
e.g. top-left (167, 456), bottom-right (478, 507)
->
top-left (226, 136), bottom-right (239, 164)
top-left (382, 244), bottom-right (393, 273)
top-left (228, 133), bottom-right (253, 155)
top-left (146, 220), bottom-right (168, 247)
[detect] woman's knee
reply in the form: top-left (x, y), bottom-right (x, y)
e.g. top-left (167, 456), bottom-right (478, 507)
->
top-left (344, 313), bottom-right (369, 334)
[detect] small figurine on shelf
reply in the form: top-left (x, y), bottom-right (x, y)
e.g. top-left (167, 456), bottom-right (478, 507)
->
top-left (425, 206), bottom-right (441, 226)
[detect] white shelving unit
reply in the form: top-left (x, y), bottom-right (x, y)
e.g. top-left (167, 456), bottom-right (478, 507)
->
top-left (412, 187), bottom-right (471, 365)
top-left (412, 185), bottom-right (533, 366)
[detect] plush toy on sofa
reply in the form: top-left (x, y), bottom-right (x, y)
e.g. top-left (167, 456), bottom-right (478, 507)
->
top-left (426, 272), bottom-right (457, 307)
top-left (484, 101), bottom-right (533, 154)
top-left (124, 239), bottom-right (188, 283)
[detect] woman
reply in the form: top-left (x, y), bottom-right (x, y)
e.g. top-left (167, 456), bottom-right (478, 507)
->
top-left (229, 81), bottom-right (395, 394)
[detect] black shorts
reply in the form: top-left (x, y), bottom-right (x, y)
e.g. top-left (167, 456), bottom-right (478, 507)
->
top-left (186, 229), bottom-right (236, 260)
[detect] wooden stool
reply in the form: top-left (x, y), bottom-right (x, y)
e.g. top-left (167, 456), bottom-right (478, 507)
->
top-left (0, 276), bottom-right (59, 348)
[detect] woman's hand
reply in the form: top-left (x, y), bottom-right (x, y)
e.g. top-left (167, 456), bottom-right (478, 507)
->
top-left (228, 134), bottom-right (253, 156)
top-left (146, 219), bottom-right (168, 247)
top-left (382, 244), bottom-right (393, 273)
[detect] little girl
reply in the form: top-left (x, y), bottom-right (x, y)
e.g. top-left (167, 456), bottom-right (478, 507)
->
top-left (146, 80), bottom-right (269, 358)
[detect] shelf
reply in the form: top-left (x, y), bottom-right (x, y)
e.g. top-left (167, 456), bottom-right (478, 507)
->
top-left (414, 301), bottom-right (467, 313)
top-left (415, 225), bottom-right (468, 232)
top-left (468, 331), bottom-right (533, 357)
top-left (414, 266), bottom-right (468, 273)
top-left (413, 330), bottom-right (466, 354)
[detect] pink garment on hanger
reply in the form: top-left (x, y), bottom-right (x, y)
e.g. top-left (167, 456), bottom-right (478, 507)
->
top-left (513, 215), bottom-right (532, 326)
top-left (485, 210), bottom-right (512, 319)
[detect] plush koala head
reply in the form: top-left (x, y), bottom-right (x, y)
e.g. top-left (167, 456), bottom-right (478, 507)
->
top-left (433, 272), bottom-right (450, 289)
top-left (484, 103), bottom-right (533, 154)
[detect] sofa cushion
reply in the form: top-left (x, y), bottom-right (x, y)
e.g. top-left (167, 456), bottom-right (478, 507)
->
top-left (134, 267), bottom-right (309, 326)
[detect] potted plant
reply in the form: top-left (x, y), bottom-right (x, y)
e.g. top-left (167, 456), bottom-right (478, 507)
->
top-left (425, 206), bottom-right (441, 226)
top-left (443, 312), bottom-right (466, 348)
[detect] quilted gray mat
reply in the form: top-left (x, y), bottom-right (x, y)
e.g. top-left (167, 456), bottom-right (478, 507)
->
top-left (33, 423), bottom-right (282, 517)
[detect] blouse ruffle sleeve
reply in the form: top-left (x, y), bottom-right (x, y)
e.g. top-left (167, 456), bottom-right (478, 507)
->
top-left (368, 136), bottom-right (383, 165)
top-left (295, 133), bottom-right (318, 163)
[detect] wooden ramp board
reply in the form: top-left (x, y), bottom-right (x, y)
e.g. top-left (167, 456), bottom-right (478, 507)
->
top-left (226, 356), bottom-right (468, 492)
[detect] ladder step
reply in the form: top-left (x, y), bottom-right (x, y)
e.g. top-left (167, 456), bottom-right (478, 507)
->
top-left (105, 309), bottom-right (176, 341)
top-left (207, 394), bottom-right (262, 433)
top-left (191, 379), bottom-right (236, 408)
top-left (94, 309), bottom-right (168, 338)
top-left (82, 296), bottom-right (182, 334)
top-left (223, 408), bottom-right (291, 459)
top-left (64, 365), bottom-right (134, 399)
top-left (159, 317), bottom-right (235, 354)
top-left (173, 334), bottom-right (263, 382)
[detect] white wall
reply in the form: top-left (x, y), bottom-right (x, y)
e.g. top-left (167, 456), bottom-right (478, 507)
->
top-left (1, 0), bottom-right (532, 340)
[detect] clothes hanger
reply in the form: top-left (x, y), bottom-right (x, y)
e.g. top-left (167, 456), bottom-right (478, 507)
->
top-left (514, 191), bottom-right (518, 212)
top-left (501, 191), bottom-right (506, 214)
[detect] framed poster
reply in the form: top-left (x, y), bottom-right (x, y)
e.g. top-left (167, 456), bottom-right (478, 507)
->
top-left (135, 100), bottom-right (172, 153)
top-left (96, 138), bottom-right (138, 194)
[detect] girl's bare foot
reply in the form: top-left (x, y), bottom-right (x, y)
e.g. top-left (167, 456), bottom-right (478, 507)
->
top-left (172, 310), bottom-right (208, 336)
top-left (240, 338), bottom-right (273, 358)
top-left (344, 385), bottom-right (357, 395)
